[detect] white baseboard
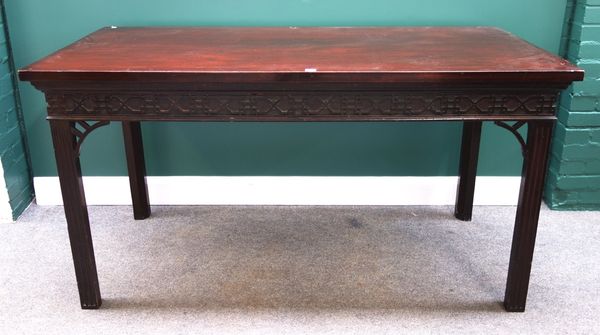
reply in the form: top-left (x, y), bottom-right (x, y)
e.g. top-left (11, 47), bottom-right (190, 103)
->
top-left (33, 176), bottom-right (521, 206)
top-left (0, 164), bottom-right (13, 222)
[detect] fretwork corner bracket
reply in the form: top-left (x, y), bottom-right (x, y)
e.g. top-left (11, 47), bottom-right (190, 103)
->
top-left (494, 121), bottom-right (527, 156)
top-left (70, 121), bottom-right (110, 156)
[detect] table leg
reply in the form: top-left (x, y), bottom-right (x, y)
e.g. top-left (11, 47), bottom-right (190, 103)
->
top-left (49, 120), bottom-right (102, 309)
top-left (455, 121), bottom-right (482, 221)
top-left (504, 120), bottom-right (554, 312)
top-left (122, 121), bottom-right (151, 220)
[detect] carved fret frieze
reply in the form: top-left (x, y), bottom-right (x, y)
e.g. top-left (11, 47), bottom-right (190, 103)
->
top-left (45, 91), bottom-right (558, 118)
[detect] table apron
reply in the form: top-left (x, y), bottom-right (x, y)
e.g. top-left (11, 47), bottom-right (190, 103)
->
top-left (43, 90), bottom-right (560, 121)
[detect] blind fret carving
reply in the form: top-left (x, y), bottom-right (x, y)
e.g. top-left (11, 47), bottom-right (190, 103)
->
top-left (46, 92), bottom-right (557, 118)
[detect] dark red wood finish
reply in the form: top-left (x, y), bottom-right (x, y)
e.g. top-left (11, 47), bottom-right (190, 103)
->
top-left (49, 120), bottom-right (102, 309)
top-left (18, 27), bottom-right (583, 312)
top-left (122, 121), bottom-right (150, 220)
top-left (504, 120), bottom-right (555, 312)
top-left (19, 27), bottom-right (582, 85)
top-left (455, 121), bottom-right (482, 221)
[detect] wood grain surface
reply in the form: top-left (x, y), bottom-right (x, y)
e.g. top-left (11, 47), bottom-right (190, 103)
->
top-left (19, 27), bottom-right (583, 85)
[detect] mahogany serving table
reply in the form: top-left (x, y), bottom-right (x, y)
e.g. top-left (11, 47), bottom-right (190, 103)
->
top-left (19, 27), bottom-right (583, 312)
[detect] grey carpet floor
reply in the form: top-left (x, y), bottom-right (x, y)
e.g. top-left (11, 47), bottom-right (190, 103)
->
top-left (1, 204), bottom-right (599, 334)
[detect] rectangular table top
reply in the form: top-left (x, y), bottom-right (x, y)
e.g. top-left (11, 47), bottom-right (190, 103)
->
top-left (19, 26), bottom-right (582, 86)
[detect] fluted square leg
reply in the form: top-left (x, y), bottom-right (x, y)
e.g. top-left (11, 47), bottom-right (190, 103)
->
top-left (504, 120), bottom-right (554, 312)
top-left (122, 121), bottom-right (151, 220)
top-left (49, 120), bottom-right (102, 309)
top-left (455, 121), bottom-right (482, 221)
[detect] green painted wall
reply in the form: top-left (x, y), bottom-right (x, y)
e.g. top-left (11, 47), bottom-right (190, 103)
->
top-left (0, 0), bottom-right (33, 219)
top-left (5, 0), bottom-right (567, 177)
top-left (545, 0), bottom-right (600, 210)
